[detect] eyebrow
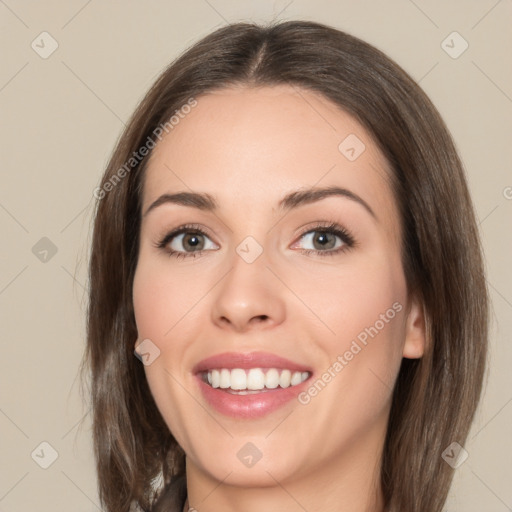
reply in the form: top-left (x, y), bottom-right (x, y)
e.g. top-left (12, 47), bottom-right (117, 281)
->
top-left (143, 185), bottom-right (376, 219)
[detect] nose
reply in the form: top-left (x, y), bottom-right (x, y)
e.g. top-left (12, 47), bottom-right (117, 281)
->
top-left (210, 248), bottom-right (286, 333)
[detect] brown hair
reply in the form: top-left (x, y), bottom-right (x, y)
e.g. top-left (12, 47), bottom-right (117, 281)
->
top-left (81, 20), bottom-right (489, 512)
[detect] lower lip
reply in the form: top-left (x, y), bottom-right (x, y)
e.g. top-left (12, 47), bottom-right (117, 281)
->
top-left (195, 375), bottom-right (310, 419)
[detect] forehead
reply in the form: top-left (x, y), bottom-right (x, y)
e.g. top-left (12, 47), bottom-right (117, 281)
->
top-left (142, 85), bottom-right (394, 217)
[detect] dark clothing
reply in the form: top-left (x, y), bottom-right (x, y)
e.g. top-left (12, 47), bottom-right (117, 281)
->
top-left (151, 475), bottom-right (188, 512)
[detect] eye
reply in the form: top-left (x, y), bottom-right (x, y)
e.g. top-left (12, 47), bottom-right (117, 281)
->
top-left (154, 221), bottom-right (355, 260)
top-left (291, 222), bottom-right (355, 257)
top-left (154, 223), bottom-right (218, 259)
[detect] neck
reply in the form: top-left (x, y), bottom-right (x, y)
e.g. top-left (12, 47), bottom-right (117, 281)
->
top-left (183, 417), bottom-right (387, 512)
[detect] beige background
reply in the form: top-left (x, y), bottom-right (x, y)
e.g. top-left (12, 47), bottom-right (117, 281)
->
top-left (1, 1), bottom-right (511, 510)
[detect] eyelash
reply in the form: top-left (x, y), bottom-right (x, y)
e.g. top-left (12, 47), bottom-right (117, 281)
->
top-left (153, 221), bottom-right (356, 260)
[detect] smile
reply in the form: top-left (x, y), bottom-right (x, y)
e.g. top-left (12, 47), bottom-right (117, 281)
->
top-left (193, 351), bottom-right (313, 418)
top-left (202, 368), bottom-right (310, 393)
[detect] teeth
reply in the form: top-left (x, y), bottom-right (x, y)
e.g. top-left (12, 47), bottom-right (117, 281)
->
top-left (206, 368), bottom-right (309, 391)
top-left (247, 368), bottom-right (265, 390)
top-left (265, 368), bottom-right (279, 389)
top-left (279, 369), bottom-right (291, 388)
top-left (219, 369), bottom-right (230, 389)
top-left (230, 369), bottom-right (247, 390)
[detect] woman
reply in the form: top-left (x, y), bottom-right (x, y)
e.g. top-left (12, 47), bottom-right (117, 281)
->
top-left (82, 20), bottom-right (489, 512)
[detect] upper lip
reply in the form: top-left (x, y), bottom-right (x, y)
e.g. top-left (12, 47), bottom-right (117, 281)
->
top-left (192, 351), bottom-right (313, 374)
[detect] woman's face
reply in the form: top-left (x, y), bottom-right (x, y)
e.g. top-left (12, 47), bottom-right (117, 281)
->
top-left (132, 85), bottom-right (425, 489)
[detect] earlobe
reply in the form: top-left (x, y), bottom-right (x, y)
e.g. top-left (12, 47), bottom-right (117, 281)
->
top-left (402, 296), bottom-right (426, 359)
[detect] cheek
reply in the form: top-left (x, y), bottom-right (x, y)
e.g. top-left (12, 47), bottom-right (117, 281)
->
top-left (140, 356), bottom-right (200, 457)
top-left (132, 262), bottom-right (200, 445)
top-left (335, 269), bottom-right (404, 343)
top-left (307, 251), bottom-right (407, 393)
top-left (296, 251), bottom-right (406, 345)
top-left (300, 270), bottom-right (406, 439)
top-left (132, 258), bottom-right (206, 341)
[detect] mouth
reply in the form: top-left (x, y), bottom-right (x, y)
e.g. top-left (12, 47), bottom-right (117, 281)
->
top-left (192, 351), bottom-right (313, 418)
top-left (200, 367), bottom-right (310, 394)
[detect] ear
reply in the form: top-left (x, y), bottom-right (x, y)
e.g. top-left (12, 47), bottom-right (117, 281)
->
top-left (402, 294), bottom-right (426, 359)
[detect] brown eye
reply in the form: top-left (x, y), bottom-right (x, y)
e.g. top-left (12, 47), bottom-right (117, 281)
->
top-left (291, 222), bottom-right (356, 257)
top-left (311, 231), bottom-right (338, 250)
top-left (296, 230), bottom-right (346, 252)
top-left (178, 232), bottom-right (205, 252)
top-left (167, 231), bottom-right (216, 254)
top-left (155, 224), bottom-right (219, 259)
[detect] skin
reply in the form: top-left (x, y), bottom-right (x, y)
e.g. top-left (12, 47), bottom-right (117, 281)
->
top-left (132, 85), bottom-right (425, 512)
